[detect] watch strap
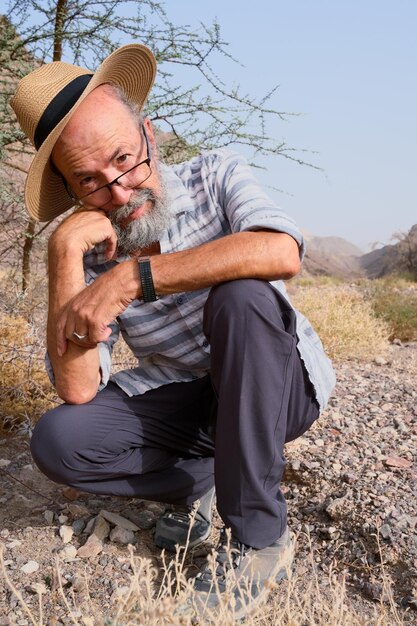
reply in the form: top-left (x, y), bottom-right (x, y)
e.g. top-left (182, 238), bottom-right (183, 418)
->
top-left (138, 256), bottom-right (158, 302)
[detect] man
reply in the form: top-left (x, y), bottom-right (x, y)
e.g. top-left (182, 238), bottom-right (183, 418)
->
top-left (11, 44), bottom-right (335, 620)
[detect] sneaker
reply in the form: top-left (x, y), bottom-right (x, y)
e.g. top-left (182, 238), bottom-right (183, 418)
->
top-left (154, 487), bottom-right (215, 552)
top-left (191, 526), bottom-right (294, 621)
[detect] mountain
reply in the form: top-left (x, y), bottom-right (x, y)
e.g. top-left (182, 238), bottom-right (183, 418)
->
top-left (302, 233), bottom-right (363, 277)
top-left (359, 224), bottom-right (417, 278)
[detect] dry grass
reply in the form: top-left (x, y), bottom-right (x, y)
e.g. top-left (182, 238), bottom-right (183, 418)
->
top-left (291, 284), bottom-right (391, 361)
top-left (1, 540), bottom-right (409, 626)
top-left (0, 312), bottom-right (58, 430)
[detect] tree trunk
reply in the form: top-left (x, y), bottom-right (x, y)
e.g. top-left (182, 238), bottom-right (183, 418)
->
top-left (53, 0), bottom-right (68, 62)
top-left (21, 0), bottom-right (67, 292)
top-left (22, 218), bottom-right (36, 292)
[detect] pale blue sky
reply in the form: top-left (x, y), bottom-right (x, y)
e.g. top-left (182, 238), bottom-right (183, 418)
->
top-left (165, 1), bottom-right (416, 250)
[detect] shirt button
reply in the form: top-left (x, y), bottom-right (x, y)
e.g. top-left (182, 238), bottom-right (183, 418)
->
top-left (203, 339), bottom-right (209, 348)
top-left (177, 296), bottom-right (184, 305)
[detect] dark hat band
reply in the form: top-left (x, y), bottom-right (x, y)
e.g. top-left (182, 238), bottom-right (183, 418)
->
top-left (34, 73), bottom-right (93, 150)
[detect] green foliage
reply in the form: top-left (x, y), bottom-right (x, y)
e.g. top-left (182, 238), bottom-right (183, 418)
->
top-left (364, 278), bottom-right (417, 342)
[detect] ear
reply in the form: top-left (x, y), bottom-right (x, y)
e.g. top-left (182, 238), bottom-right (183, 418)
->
top-left (143, 117), bottom-right (156, 148)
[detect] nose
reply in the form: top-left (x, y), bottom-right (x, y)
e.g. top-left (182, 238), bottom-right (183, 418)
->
top-left (107, 184), bottom-right (134, 207)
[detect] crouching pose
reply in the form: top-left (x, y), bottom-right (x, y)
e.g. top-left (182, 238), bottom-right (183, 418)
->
top-left (12, 43), bottom-right (335, 620)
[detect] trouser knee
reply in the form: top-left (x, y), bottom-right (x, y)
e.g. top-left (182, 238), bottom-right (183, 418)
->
top-left (30, 405), bottom-right (85, 486)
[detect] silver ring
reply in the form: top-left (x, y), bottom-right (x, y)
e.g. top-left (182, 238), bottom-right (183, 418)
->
top-left (72, 331), bottom-right (88, 340)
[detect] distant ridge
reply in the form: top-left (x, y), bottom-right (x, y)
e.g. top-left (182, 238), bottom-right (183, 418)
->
top-left (302, 232), bottom-right (363, 277)
top-left (301, 225), bottom-right (417, 279)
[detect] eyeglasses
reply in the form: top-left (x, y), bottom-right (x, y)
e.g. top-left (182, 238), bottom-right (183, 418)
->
top-left (65, 124), bottom-right (152, 208)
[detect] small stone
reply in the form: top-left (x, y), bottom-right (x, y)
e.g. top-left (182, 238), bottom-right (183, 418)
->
top-left (28, 582), bottom-right (48, 595)
top-left (326, 498), bottom-right (347, 520)
top-left (67, 503), bottom-right (90, 517)
top-left (59, 525), bottom-right (74, 544)
top-left (109, 526), bottom-right (136, 545)
top-left (58, 514), bottom-right (69, 524)
top-left (21, 561), bottom-right (39, 574)
top-left (6, 540), bottom-right (22, 549)
top-left (374, 357), bottom-right (387, 366)
top-left (0, 529), bottom-right (10, 538)
top-left (132, 510), bottom-right (156, 530)
top-left (384, 456), bottom-right (412, 469)
top-left (77, 535), bottom-right (103, 559)
top-left (59, 545), bottom-right (78, 561)
top-left (43, 510), bottom-right (54, 525)
top-left (99, 509), bottom-right (140, 531)
top-left (92, 516), bottom-right (111, 541)
top-left (0, 459), bottom-right (11, 467)
top-left (380, 524), bottom-right (392, 539)
top-left (62, 486), bottom-right (82, 501)
top-left (72, 519), bottom-right (86, 536)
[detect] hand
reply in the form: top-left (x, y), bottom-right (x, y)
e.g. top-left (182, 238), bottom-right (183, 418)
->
top-left (56, 267), bottom-right (134, 356)
top-left (49, 209), bottom-right (118, 260)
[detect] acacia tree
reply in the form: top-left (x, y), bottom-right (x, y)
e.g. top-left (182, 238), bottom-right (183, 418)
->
top-left (1, 0), bottom-right (302, 290)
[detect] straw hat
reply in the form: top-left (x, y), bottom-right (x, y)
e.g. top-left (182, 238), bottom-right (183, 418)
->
top-left (11, 44), bottom-right (157, 222)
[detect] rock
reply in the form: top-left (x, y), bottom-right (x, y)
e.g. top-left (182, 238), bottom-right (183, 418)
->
top-left (380, 524), bottom-right (392, 539)
top-left (43, 510), bottom-right (55, 525)
top-left (0, 459), bottom-right (11, 467)
top-left (109, 526), bottom-right (136, 545)
top-left (384, 456), bottom-right (412, 469)
top-left (20, 561), bottom-right (40, 574)
top-left (374, 357), bottom-right (387, 366)
top-left (92, 516), bottom-right (111, 541)
top-left (6, 540), bottom-right (22, 549)
top-left (72, 519), bottom-right (86, 536)
top-left (59, 525), bottom-right (74, 544)
top-left (27, 582), bottom-right (48, 595)
top-left (59, 545), bottom-right (78, 561)
top-left (132, 510), bottom-right (156, 530)
top-left (77, 535), bottom-right (103, 559)
top-left (325, 498), bottom-right (348, 520)
top-left (99, 509), bottom-right (140, 531)
top-left (67, 503), bottom-right (90, 517)
top-left (58, 514), bottom-right (69, 524)
top-left (62, 486), bottom-right (82, 501)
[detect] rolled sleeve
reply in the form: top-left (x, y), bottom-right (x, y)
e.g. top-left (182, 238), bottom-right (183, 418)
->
top-left (214, 151), bottom-right (305, 259)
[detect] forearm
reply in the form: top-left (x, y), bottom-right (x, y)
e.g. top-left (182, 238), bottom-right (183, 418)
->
top-left (47, 243), bottom-right (100, 404)
top-left (148, 231), bottom-right (300, 295)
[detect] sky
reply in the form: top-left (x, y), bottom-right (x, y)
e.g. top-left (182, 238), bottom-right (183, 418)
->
top-left (160, 1), bottom-right (416, 251)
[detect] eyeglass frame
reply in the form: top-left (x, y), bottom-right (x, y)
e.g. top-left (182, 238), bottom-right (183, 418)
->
top-left (63, 123), bottom-right (152, 207)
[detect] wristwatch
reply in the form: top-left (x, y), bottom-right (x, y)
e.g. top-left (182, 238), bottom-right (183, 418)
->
top-left (138, 256), bottom-right (158, 302)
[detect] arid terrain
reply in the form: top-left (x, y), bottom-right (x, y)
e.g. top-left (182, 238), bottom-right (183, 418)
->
top-left (0, 343), bottom-right (416, 625)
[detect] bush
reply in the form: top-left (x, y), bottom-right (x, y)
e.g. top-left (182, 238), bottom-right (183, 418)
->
top-left (363, 278), bottom-right (417, 342)
top-left (0, 312), bottom-right (57, 431)
top-left (291, 284), bottom-right (390, 361)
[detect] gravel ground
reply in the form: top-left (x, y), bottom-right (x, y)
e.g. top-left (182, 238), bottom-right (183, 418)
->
top-left (0, 343), bottom-right (416, 624)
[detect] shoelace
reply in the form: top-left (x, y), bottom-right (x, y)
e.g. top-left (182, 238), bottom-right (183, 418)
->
top-left (164, 505), bottom-right (193, 523)
top-left (197, 529), bottom-right (250, 584)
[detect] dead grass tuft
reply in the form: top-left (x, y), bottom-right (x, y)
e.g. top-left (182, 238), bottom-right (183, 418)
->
top-left (0, 312), bottom-right (57, 430)
top-left (291, 284), bottom-right (391, 361)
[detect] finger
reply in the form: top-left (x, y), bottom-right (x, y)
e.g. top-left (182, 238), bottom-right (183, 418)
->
top-left (104, 229), bottom-right (118, 260)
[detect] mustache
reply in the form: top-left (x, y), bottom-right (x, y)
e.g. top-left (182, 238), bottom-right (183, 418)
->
top-left (109, 188), bottom-right (158, 224)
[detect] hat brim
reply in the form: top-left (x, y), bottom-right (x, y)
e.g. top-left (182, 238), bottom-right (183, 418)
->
top-left (24, 44), bottom-right (157, 222)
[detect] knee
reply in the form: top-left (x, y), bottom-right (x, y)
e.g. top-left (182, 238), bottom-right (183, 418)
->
top-left (30, 405), bottom-right (85, 485)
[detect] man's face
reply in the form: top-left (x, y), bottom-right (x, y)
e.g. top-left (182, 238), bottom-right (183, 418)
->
top-left (52, 85), bottom-right (172, 254)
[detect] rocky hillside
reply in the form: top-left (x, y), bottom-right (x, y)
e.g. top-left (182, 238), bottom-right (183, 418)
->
top-left (359, 224), bottom-right (417, 278)
top-left (302, 224), bottom-right (417, 279)
top-left (302, 233), bottom-right (363, 277)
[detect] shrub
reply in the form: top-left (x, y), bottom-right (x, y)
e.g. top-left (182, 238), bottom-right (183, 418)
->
top-left (0, 312), bottom-right (57, 431)
top-left (291, 284), bottom-right (390, 361)
top-left (363, 278), bottom-right (417, 342)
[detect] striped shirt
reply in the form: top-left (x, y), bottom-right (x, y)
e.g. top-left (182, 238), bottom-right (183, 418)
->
top-left (57, 149), bottom-right (335, 410)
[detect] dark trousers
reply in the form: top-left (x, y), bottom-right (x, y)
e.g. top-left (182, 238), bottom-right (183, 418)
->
top-left (31, 280), bottom-right (319, 549)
